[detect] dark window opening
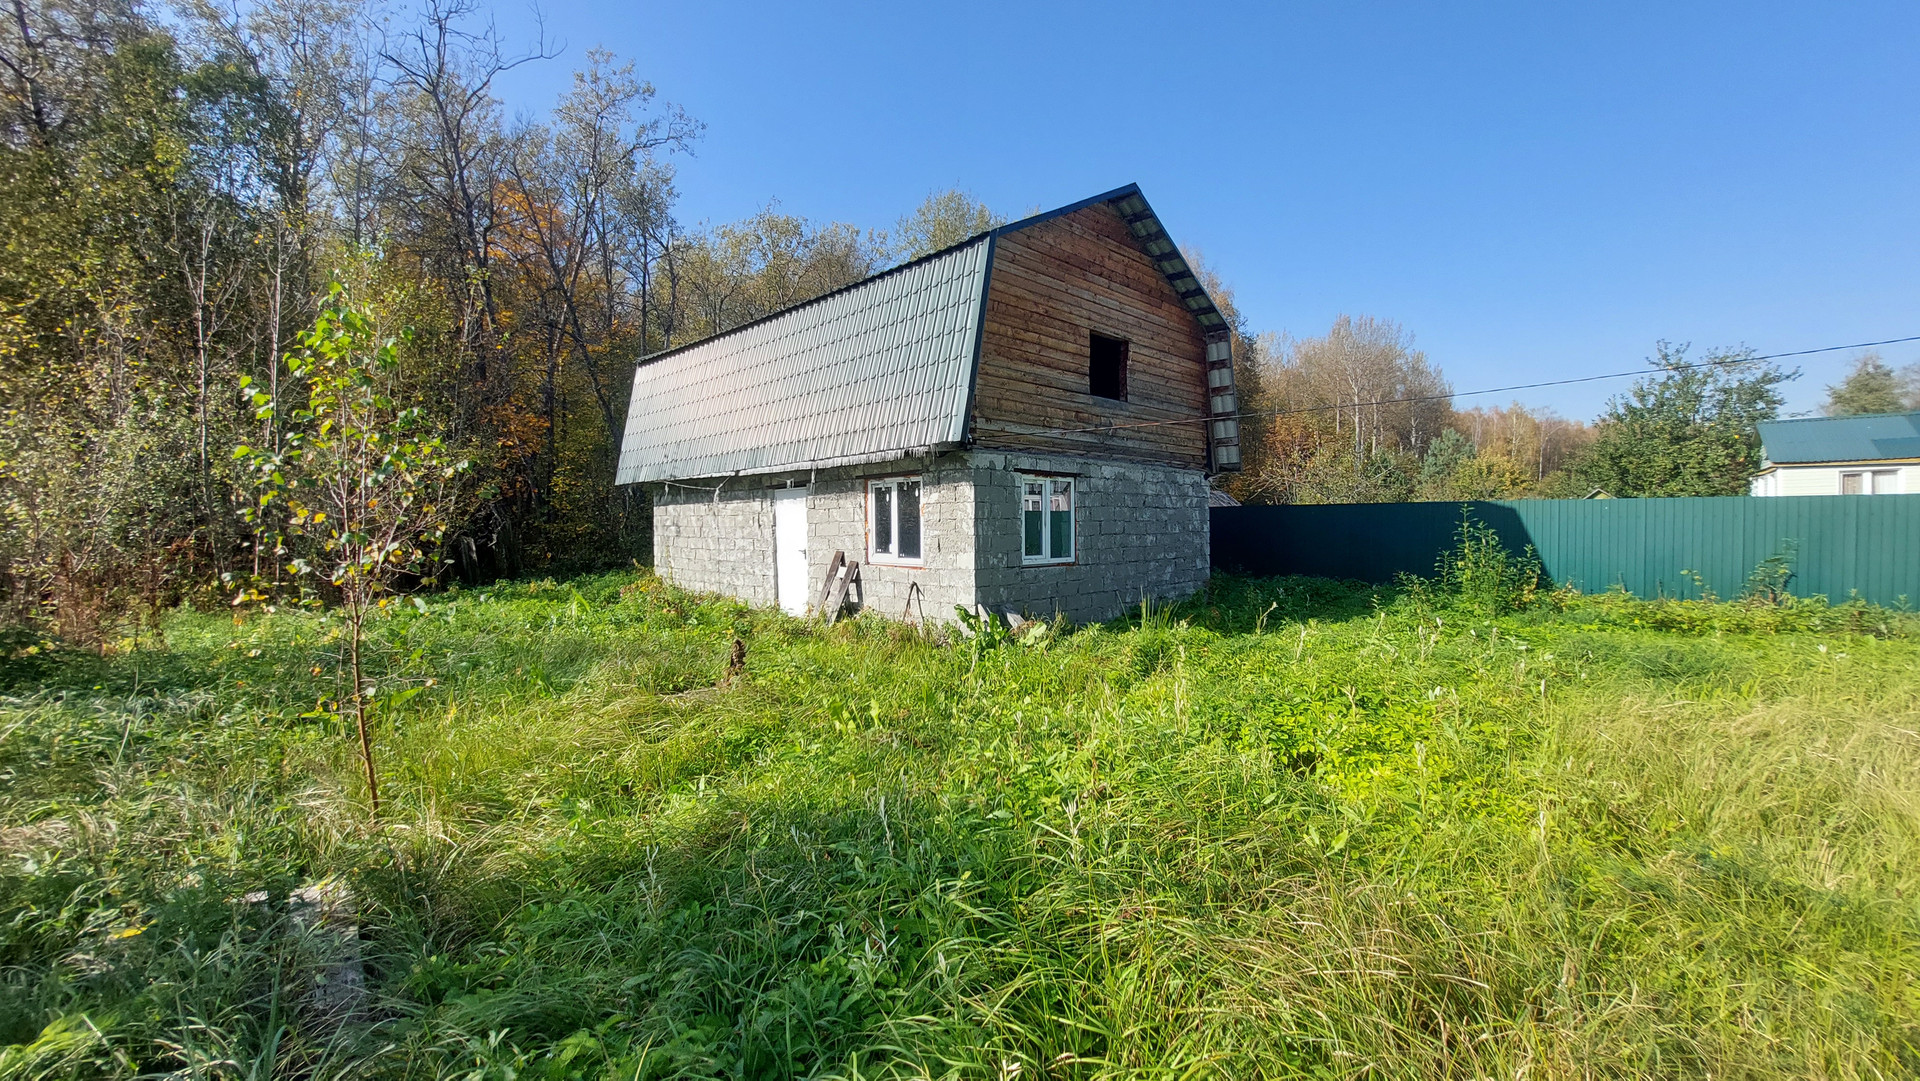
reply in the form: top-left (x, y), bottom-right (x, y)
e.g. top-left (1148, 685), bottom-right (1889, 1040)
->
top-left (873, 485), bottom-right (893, 553)
top-left (1089, 331), bottom-right (1128, 401)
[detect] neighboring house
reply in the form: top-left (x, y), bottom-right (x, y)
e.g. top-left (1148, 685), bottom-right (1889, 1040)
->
top-left (1750, 412), bottom-right (1920, 496)
top-left (615, 184), bottom-right (1241, 623)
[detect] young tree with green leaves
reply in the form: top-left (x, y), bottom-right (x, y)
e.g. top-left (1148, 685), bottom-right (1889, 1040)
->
top-left (237, 283), bottom-right (467, 813)
top-left (1574, 343), bottom-right (1794, 497)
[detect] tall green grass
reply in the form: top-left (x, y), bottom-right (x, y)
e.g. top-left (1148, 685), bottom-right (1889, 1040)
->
top-left (2, 572), bottom-right (1916, 1078)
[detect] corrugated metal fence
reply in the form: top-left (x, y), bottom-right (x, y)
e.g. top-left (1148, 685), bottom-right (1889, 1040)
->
top-left (1211, 495), bottom-right (1920, 606)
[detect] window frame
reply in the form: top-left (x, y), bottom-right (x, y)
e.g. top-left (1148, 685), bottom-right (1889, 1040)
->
top-left (1840, 469), bottom-right (1900, 495)
top-left (1018, 473), bottom-right (1077, 566)
top-left (865, 475), bottom-right (925, 566)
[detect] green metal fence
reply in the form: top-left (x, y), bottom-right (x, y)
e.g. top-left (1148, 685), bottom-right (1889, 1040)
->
top-left (1211, 495), bottom-right (1920, 607)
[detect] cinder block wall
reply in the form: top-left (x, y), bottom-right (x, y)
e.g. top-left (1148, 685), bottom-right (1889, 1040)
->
top-left (650, 481), bottom-right (776, 605)
top-left (647, 450), bottom-right (1208, 624)
top-left (968, 451), bottom-right (1210, 623)
top-left (649, 455), bottom-right (979, 619)
top-left (803, 454), bottom-right (976, 622)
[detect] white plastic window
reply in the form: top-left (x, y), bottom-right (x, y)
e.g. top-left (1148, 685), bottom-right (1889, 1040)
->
top-left (867, 477), bottom-right (923, 564)
top-left (1841, 470), bottom-right (1899, 495)
top-left (1020, 475), bottom-right (1074, 564)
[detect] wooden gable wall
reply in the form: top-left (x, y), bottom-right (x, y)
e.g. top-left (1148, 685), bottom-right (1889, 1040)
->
top-left (967, 203), bottom-right (1211, 468)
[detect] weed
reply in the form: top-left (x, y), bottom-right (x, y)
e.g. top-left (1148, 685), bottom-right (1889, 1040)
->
top-left (1, 571), bottom-right (1916, 1078)
top-left (1398, 511), bottom-right (1546, 617)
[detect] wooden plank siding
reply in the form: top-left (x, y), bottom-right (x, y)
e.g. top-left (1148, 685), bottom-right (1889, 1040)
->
top-left (969, 203), bottom-right (1210, 467)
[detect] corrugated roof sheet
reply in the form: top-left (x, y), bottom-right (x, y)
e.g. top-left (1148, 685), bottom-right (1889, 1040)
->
top-left (1757, 412), bottom-right (1920, 465)
top-left (616, 237), bottom-right (992, 484)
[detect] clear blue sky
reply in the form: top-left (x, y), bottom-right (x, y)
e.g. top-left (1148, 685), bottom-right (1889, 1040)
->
top-left (486, 1), bottom-right (1920, 420)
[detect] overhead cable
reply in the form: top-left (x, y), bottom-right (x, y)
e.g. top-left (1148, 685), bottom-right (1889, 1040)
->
top-left (1041, 334), bottom-right (1920, 436)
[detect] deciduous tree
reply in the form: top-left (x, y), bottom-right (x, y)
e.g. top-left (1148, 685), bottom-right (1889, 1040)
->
top-left (237, 282), bottom-right (467, 813)
top-left (1574, 343), bottom-right (1794, 497)
top-left (1233, 315), bottom-right (1450, 503)
top-left (890, 188), bottom-right (1002, 261)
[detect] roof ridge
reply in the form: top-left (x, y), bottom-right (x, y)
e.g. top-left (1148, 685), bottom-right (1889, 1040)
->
top-left (1763, 411), bottom-right (1920, 425)
top-left (986, 182), bottom-right (1144, 241)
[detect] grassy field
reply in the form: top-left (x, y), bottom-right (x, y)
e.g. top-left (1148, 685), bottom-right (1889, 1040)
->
top-left (1, 568), bottom-right (1917, 1079)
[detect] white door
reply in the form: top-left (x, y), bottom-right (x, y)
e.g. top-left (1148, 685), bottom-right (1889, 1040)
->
top-left (773, 488), bottom-right (809, 615)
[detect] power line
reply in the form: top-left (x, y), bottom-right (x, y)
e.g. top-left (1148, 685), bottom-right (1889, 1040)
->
top-left (1045, 334), bottom-right (1920, 436)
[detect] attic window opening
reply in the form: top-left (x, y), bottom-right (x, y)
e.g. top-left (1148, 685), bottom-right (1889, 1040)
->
top-left (1089, 332), bottom-right (1128, 401)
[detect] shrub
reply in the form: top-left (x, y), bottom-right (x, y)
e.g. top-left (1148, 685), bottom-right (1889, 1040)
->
top-left (1403, 512), bottom-right (1545, 615)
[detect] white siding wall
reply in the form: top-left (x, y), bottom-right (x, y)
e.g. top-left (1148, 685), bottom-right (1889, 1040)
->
top-left (1751, 463), bottom-right (1918, 496)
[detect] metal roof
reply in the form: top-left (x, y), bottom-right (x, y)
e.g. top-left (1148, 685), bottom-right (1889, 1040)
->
top-left (617, 237), bottom-right (991, 483)
top-left (617, 184), bottom-right (1229, 483)
top-left (1757, 412), bottom-right (1920, 465)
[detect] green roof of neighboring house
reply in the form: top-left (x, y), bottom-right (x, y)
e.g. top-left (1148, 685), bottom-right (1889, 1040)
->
top-left (1756, 412), bottom-right (1920, 465)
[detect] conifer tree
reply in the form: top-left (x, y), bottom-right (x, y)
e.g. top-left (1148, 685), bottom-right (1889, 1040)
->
top-left (1823, 353), bottom-right (1907, 416)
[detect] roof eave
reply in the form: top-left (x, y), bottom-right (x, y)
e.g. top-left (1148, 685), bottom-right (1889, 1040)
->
top-left (622, 441), bottom-right (966, 486)
top-left (1764, 457), bottom-right (1920, 467)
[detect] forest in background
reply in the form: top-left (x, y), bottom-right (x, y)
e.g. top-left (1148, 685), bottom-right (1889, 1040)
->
top-left (0, 0), bottom-right (1003, 642)
top-left (4, 0), bottom-right (1917, 644)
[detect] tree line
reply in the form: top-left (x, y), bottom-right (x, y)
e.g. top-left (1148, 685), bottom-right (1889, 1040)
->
top-left (1215, 306), bottom-right (1916, 508)
top-left (0, 0), bottom-right (998, 642)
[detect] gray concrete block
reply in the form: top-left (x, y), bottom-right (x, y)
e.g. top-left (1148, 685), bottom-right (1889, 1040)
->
top-left (650, 450), bottom-right (1207, 625)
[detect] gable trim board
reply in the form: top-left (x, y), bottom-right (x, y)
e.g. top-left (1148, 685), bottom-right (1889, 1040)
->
top-left (957, 231), bottom-right (999, 466)
top-left (616, 184), bottom-right (1239, 486)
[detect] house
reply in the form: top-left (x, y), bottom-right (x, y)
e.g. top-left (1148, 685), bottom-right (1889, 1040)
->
top-left (1750, 412), bottom-right (1920, 496)
top-left (615, 184), bottom-right (1241, 623)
